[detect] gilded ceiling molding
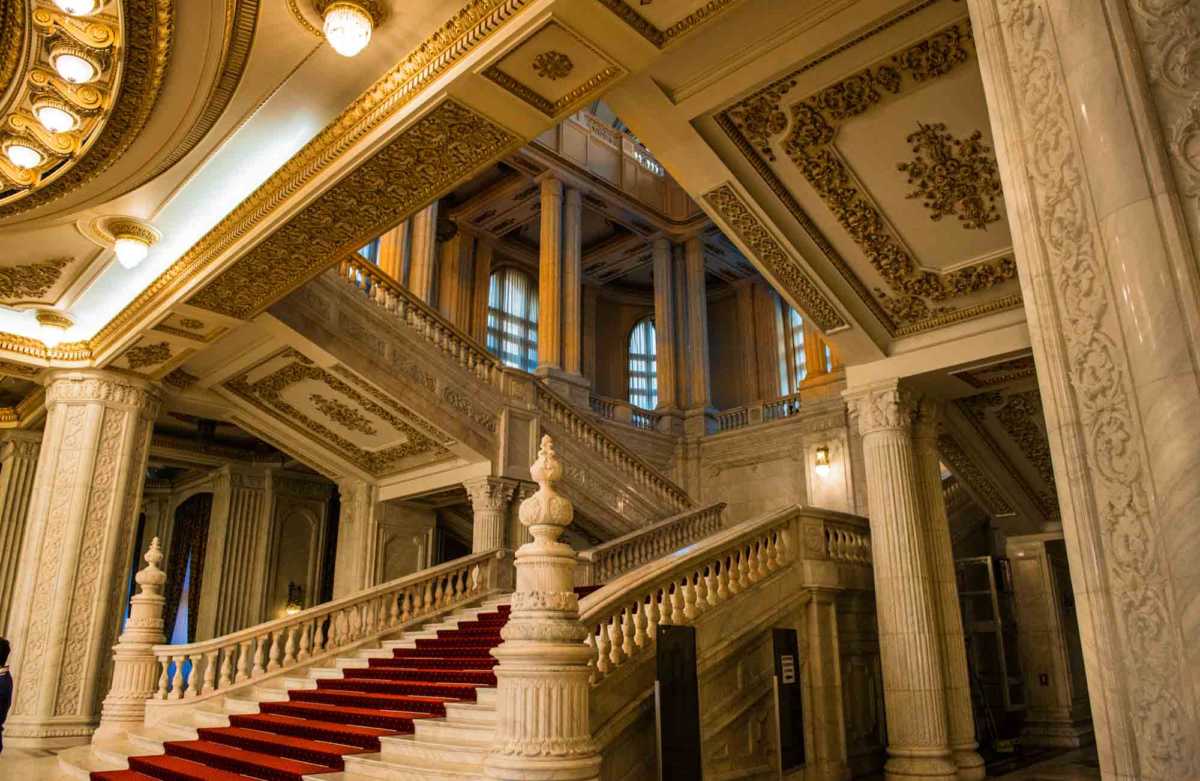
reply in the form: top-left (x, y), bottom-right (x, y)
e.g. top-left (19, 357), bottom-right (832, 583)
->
top-left (966, 390), bottom-right (1059, 521)
top-left (897, 122), bottom-right (1003, 230)
top-left (701, 182), bottom-right (846, 332)
top-left (161, 367), bottom-right (197, 391)
top-left (0, 256), bottom-right (70, 301)
top-left (187, 99), bottom-right (517, 319)
top-left (90, 0), bottom-right (532, 354)
top-left (717, 12), bottom-right (1022, 335)
top-left (936, 433), bottom-right (1013, 517)
top-left (0, 357), bottom-right (40, 378)
top-left (957, 391), bottom-right (1055, 521)
top-left (310, 392), bottom-right (378, 435)
top-left (952, 355), bottom-right (1036, 388)
top-left (223, 350), bottom-right (448, 476)
top-left (123, 340), bottom-right (171, 370)
top-left (0, 0), bottom-right (174, 216)
top-left (0, 0), bottom-right (25, 109)
top-left (483, 63), bottom-right (622, 117)
top-left (594, 0), bottom-right (743, 48)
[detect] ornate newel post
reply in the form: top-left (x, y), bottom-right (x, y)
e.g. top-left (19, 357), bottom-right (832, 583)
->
top-left (96, 537), bottom-right (166, 741)
top-left (483, 435), bottom-right (601, 781)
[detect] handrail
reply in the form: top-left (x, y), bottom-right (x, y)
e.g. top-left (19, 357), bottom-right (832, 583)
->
top-left (576, 503), bottom-right (725, 585)
top-left (715, 392), bottom-right (803, 433)
top-left (588, 393), bottom-right (661, 431)
top-left (578, 506), bottom-right (869, 683)
top-left (337, 256), bottom-right (505, 388)
top-left (150, 550), bottom-right (510, 702)
top-left (535, 383), bottom-right (691, 512)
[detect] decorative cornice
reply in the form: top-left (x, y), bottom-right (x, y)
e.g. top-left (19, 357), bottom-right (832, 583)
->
top-left (90, 0), bottom-right (532, 353)
top-left (936, 432), bottom-right (1012, 516)
top-left (483, 63), bottom-right (622, 117)
top-left (701, 182), bottom-right (845, 332)
top-left (594, 0), bottom-right (743, 48)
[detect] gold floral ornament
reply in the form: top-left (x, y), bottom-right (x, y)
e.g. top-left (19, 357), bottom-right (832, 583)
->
top-left (124, 340), bottom-right (171, 370)
top-left (531, 50), bottom-right (572, 80)
top-left (0, 256), bottom-right (70, 301)
top-left (309, 392), bottom-right (378, 436)
top-left (897, 122), bottom-right (1002, 230)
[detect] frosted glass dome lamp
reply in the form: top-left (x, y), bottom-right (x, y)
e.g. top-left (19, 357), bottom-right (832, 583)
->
top-left (35, 310), bottom-right (74, 350)
top-left (4, 141), bottom-right (43, 169)
top-left (323, 2), bottom-right (373, 57)
top-left (34, 99), bottom-right (78, 133)
top-left (107, 218), bottom-right (160, 270)
top-left (54, 0), bottom-right (99, 14)
top-left (52, 45), bottom-right (99, 84)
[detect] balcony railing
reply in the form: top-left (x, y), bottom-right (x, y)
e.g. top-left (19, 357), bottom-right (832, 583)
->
top-left (589, 393), bottom-right (661, 431)
top-left (715, 392), bottom-right (803, 432)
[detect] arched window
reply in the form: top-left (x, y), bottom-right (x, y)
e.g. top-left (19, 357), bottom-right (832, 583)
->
top-left (628, 317), bottom-right (658, 410)
top-left (487, 267), bottom-right (538, 372)
top-left (776, 298), bottom-right (807, 395)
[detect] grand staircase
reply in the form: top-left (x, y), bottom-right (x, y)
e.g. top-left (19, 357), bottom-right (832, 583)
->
top-left (77, 597), bottom-right (512, 781)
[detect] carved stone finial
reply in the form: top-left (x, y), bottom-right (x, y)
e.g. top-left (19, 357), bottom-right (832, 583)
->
top-left (518, 435), bottom-right (574, 545)
top-left (134, 536), bottom-right (166, 592)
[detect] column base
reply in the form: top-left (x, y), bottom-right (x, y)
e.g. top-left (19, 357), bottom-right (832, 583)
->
top-left (884, 752), bottom-right (958, 781)
top-left (4, 718), bottom-right (95, 750)
top-left (952, 749), bottom-right (986, 781)
top-left (683, 406), bottom-right (718, 437)
top-left (484, 752), bottom-right (601, 781)
top-left (1020, 718), bottom-right (1094, 748)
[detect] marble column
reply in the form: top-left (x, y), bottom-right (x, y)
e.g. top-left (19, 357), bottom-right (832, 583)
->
top-left (807, 589), bottom-right (851, 781)
top-left (1006, 534), bottom-right (1093, 748)
top-left (408, 202), bottom-right (439, 304)
top-left (205, 466), bottom-right (274, 636)
top-left (562, 187), bottom-right (583, 378)
top-left (651, 237), bottom-right (678, 412)
top-left (471, 237), bottom-right (495, 343)
top-left (732, 279), bottom-right (762, 403)
top-left (483, 436), bottom-right (600, 781)
top-left (439, 228), bottom-right (476, 330)
top-left (464, 476), bottom-right (517, 553)
top-left (5, 370), bottom-right (158, 749)
top-left (969, 1), bottom-right (1200, 777)
top-left (914, 403), bottom-right (984, 780)
top-left (537, 176), bottom-right (564, 372)
top-left (682, 235), bottom-right (715, 435)
top-left (377, 220), bottom-right (409, 281)
top-left (0, 430), bottom-right (40, 634)
top-left (846, 382), bottom-right (956, 781)
top-left (331, 478), bottom-right (378, 599)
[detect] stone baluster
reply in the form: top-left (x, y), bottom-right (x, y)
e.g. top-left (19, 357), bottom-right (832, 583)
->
top-left (483, 436), bottom-right (600, 781)
top-left (96, 537), bottom-right (167, 740)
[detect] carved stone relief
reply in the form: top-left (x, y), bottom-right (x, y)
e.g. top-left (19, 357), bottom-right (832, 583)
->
top-left (0, 257), bottom-right (70, 301)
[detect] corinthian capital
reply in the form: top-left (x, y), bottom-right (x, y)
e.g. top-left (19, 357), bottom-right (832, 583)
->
top-left (45, 369), bottom-right (161, 416)
top-left (845, 381), bottom-right (919, 436)
top-left (463, 476), bottom-right (517, 512)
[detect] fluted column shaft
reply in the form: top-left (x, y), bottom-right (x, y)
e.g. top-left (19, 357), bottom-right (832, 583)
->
top-left (332, 478), bottom-right (378, 598)
top-left (408, 202), bottom-right (439, 304)
top-left (207, 467), bottom-right (274, 636)
top-left (651, 237), bottom-right (678, 411)
top-left (914, 403), bottom-right (984, 780)
top-left (808, 589), bottom-right (851, 781)
top-left (5, 370), bottom-right (159, 749)
top-left (464, 477), bottom-right (517, 553)
top-left (538, 177), bottom-right (564, 371)
top-left (0, 430), bottom-right (40, 634)
top-left (683, 235), bottom-right (712, 410)
top-left (562, 187), bottom-right (583, 377)
top-left (847, 383), bottom-right (956, 781)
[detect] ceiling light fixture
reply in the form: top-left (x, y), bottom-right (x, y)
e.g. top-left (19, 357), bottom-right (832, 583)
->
top-left (322, 2), bottom-right (373, 57)
top-left (33, 99), bottom-right (79, 134)
top-left (35, 309), bottom-right (74, 349)
top-left (4, 140), bottom-right (43, 169)
top-left (51, 44), bottom-right (100, 84)
top-left (109, 218), bottom-right (160, 269)
top-left (54, 0), bottom-right (99, 14)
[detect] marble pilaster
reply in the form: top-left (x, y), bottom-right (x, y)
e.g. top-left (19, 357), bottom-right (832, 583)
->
top-left (4, 370), bottom-right (159, 749)
top-left (563, 187), bottom-right (583, 378)
top-left (651, 237), bottom-right (678, 412)
top-left (1006, 534), bottom-right (1093, 748)
top-left (463, 476), bottom-right (517, 553)
top-left (914, 403), bottom-right (984, 780)
top-left (204, 466), bottom-right (274, 637)
top-left (807, 589), bottom-right (851, 781)
top-left (331, 477), bottom-right (378, 599)
top-left (0, 430), bottom-right (40, 634)
top-left (969, 1), bottom-right (1200, 776)
top-left (846, 382), bottom-right (955, 781)
top-left (682, 235), bottom-right (715, 436)
top-left (408, 202), bottom-right (439, 304)
top-left (471, 237), bottom-right (495, 343)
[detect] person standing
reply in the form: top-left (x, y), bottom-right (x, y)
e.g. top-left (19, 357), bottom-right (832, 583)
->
top-left (0, 637), bottom-right (10, 753)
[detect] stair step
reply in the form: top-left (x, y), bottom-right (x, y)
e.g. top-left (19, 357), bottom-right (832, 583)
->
top-left (90, 771), bottom-right (158, 781)
top-left (411, 717), bottom-right (493, 746)
top-left (164, 738), bottom-right (336, 781)
top-left (348, 667), bottom-right (496, 685)
top-left (128, 753), bottom-right (263, 781)
top-left (259, 699), bottom-right (432, 732)
top-left (443, 701), bottom-right (497, 725)
top-left (288, 687), bottom-right (454, 714)
top-left (198, 726), bottom-right (360, 769)
top-left (376, 734), bottom-right (488, 770)
top-left (343, 751), bottom-right (477, 780)
top-left (316, 677), bottom-right (479, 699)
top-left (229, 712), bottom-right (392, 751)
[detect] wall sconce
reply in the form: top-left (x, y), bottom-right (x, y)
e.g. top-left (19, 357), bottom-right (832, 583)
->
top-left (814, 445), bottom-right (831, 477)
top-left (285, 582), bottom-right (304, 616)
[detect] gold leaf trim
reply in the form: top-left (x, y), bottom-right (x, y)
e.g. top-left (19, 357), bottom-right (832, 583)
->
top-left (594, 0), bottom-right (743, 48)
top-left (0, 256), bottom-right (70, 301)
top-left (483, 63), bottom-right (622, 117)
top-left (123, 340), bottom-right (171, 370)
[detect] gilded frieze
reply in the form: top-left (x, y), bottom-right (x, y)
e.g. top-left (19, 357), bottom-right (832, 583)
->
top-left (953, 355), bottom-right (1036, 389)
top-left (936, 433), bottom-right (1013, 517)
top-left (593, 0), bottom-right (743, 48)
top-left (188, 99), bottom-right (517, 319)
top-left (701, 182), bottom-right (846, 332)
top-left (224, 351), bottom-right (449, 476)
top-left (959, 391), bottom-right (1057, 521)
top-left (0, 256), bottom-right (70, 301)
top-left (717, 16), bottom-right (1021, 335)
top-left (123, 340), bottom-right (171, 370)
top-left (310, 392), bottom-right (378, 436)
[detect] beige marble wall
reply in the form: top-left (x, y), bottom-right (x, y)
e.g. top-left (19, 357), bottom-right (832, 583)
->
top-left (969, 0), bottom-right (1200, 775)
top-left (0, 431), bottom-right (40, 634)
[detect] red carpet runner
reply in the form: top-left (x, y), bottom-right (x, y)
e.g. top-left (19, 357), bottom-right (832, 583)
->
top-left (92, 604), bottom-right (511, 781)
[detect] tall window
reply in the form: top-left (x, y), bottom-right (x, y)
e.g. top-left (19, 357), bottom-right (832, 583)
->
top-left (359, 238), bottom-right (380, 264)
top-left (776, 298), bottom-right (807, 395)
top-left (628, 317), bottom-right (658, 410)
top-left (487, 267), bottom-right (538, 372)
